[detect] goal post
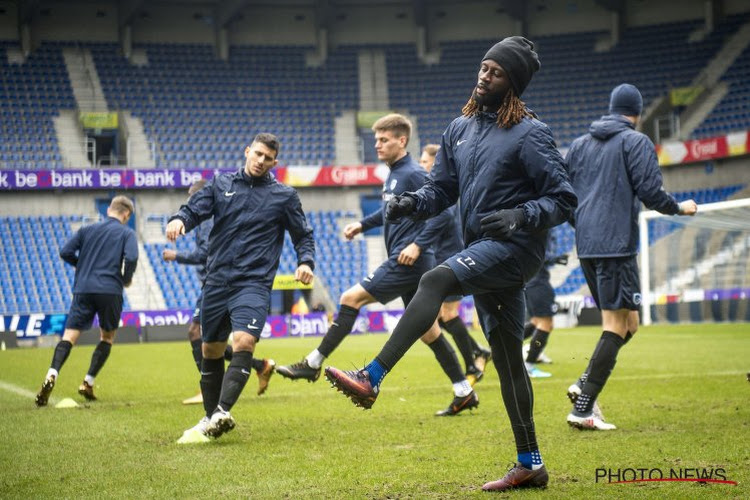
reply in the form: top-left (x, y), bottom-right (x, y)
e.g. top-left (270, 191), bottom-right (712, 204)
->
top-left (639, 197), bottom-right (750, 325)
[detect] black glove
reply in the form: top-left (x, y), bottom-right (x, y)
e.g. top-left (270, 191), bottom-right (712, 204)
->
top-left (553, 254), bottom-right (569, 266)
top-left (385, 194), bottom-right (416, 221)
top-left (480, 208), bottom-right (526, 240)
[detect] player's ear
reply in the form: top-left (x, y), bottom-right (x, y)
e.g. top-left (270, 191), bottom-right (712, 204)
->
top-left (244, 146), bottom-right (251, 158)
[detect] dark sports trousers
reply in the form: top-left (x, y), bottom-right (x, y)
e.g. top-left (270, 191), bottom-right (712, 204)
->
top-left (65, 293), bottom-right (123, 331)
top-left (580, 255), bottom-right (641, 311)
top-left (200, 285), bottom-right (270, 342)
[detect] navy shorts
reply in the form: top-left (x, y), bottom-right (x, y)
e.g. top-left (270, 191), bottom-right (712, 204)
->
top-left (443, 239), bottom-right (527, 340)
top-left (525, 267), bottom-right (558, 318)
top-left (580, 256), bottom-right (642, 311)
top-left (192, 289), bottom-right (204, 324)
top-left (200, 285), bottom-right (270, 343)
top-left (66, 293), bottom-right (123, 332)
top-left (361, 254), bottom-right (435, 306)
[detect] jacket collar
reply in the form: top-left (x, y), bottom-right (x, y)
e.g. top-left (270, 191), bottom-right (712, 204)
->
top-left (235, 168), bottom-right (274, 186)
top-left (388, 153), bottom-right (411, 170)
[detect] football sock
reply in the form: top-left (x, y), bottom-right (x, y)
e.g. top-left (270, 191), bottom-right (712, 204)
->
top-left (50, 340), bottom-right (73, 372)
top-left (224, 345), bottom-right (233, 362)
top-left (427, 334), bottom-right (465, 383)
top-left (518, 450), bottom-right (544, 471)
top-left (489, 326), bottom-right (538, 455)
top-left (574, 331), bottom-right (625, 415)
top-left (86, 341), bottom-right (111, 378)
top-left (305, 349), bottom-right (325, 369)
top-left (526, 328), bottom-right (550, 363)
top-left (45, 368), bottom-right (59, 380)
top-left (440, 317), bottom-right (476, 371)
top-left (453, 380), bottom-right (473, 398)
top-left (250, 357), bottom-right (265, 372)
top-left (365, 359), bottom-right (386, 389)
top-left (190, 339), bottom-right (202, 373)
top-left (523, 322), bottom-right (535, 340)
top-left (200, 357), bottom-right (224, 417)
top-left (624, 330), bottom-right (633, 344)
top-left (218, 351), bottom-right (254, 412)
top-left (378, 266), bottom-right (462, 370)
top-left (84, 374), bottom-right (95, 386)
top-left (317, 305), bottom-right (359, 358)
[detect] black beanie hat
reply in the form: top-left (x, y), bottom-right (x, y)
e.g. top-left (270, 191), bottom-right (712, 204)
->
top-left (482, 36), bottom-right (540, 96)
top-left (609, 83), bottom-right (643, 116)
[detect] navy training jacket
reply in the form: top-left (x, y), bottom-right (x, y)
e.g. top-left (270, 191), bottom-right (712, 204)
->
top-left (411, 112), bottom-right (577, 280)
top-left (566, 114), bottom-right (679, 258)
top-left (171, 169), bottom-right (315, 289)
top-left (175, 217), bottom-right (214, 284)
top-left (60, 216), bottom-right (139, 295)
top-left (359, 153), bottom-right (452, 260)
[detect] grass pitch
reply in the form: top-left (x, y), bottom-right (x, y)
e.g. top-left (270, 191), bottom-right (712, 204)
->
top-left (0, 323), bottom-right (748, 499)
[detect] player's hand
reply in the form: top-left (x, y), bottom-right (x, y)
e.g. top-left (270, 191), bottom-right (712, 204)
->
top-left (123, 281), bottom-right (132, 288)
top-left (397, 242), bottom-right (421, 266)
top-left (385, 194), bottom-right (416, 221)
top-left (678, 199), bottom-right (698, 216)
top-left (480, 208), bottom-right (526, 240)
top-left (166, 219), bottom-right (185, 242)
top-left (344, 222), bottom-right (363, 240)
top-left (295, 264), bottom-right (314, 285)
top-left (554, 254), bottom-right (569, 266)
top-left (162, 249), bottom-right (177, 261)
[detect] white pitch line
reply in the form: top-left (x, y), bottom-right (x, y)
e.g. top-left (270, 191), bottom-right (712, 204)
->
top-left (0, 380), bottom-right (56, 404)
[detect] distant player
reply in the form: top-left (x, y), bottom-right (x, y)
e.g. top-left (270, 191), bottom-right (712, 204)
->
top-left (277, 115), bottom-right (478, 416)
top-left (35, 196), bottom-right (138, 406)
top-left (419, 143), bottom-right (492, 383)
top-left (565, 83), bottom-right (698, 430)
top-left (162, 179), bottom-right (275, 405)
top-left (325, 38), bottom-right (577, 491)
top-left (522, 233), bottom-right (568, 378)
top-left (167, 133), bottom-right (315, 443)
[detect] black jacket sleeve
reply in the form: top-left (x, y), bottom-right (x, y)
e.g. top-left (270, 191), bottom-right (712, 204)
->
top-left (121, 231), bottom-right (139, 285)
top-left (625, 134), bottom-right (680, 215)
top-left (171, 178), bottom-right (216, 233)
top-left (59, 228), bottom-right (83, 266)
top-left (283, 191), bottom-right (316, 271)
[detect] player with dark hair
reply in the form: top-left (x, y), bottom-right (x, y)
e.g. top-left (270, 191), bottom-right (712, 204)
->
top-left (565, 83), bottom-right (697, 430)
top-left (35, 195), bottom-right (138, 406)
top-left (278, 115), bottom-right (478, 416)
top-left (167, 133), bottom-right (315, 443)
top-left (162, 179), bottom-right (275, 405)
top-left (325, 37), bottom-right (577, 491)
top-left (419, 143), bottom-right (492, 384)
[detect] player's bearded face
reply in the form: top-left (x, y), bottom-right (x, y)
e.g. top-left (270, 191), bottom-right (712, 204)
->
top-left (244, 142), bottom-right (278, 177)
top-left (473, 59), bottom-right (511, 110)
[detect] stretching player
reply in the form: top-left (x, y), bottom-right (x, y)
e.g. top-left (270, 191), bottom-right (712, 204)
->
top-left (565, 83), bottom-right (697, 430)
top-left (168, 133), bottom-right (315, 443)
top-left (35, 196), bottom-right (138, 406)
top-left (326, 38), bottom-right (577, 491)
top-left (162, 179), bottom-right (275, 404)
top-left (278, 115), bottom-right (478, 416)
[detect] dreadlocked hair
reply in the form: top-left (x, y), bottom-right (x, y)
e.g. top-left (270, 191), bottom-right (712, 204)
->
top-left (461, 88), bottom-right (534, 129)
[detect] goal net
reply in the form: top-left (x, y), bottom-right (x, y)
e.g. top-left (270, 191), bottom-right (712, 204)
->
top-left (639, 197), bottom-right (750, 325)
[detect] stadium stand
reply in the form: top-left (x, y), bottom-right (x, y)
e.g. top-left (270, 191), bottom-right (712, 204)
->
top-left (89, 43), bottom-right (358, 167)
top-left (691, 42), bottom-right (750, 138)
top-left (0, 41), bottom-right (74, 169)
top-left (146, 210), bottom-right (367, 310)
top-left (0, 215), bottom-right (131, 314)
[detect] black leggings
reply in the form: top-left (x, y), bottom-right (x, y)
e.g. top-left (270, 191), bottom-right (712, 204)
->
top-left (376, 266), bottom-right (462, 369)
top-left (487, 327), bottom-right (538, 454)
